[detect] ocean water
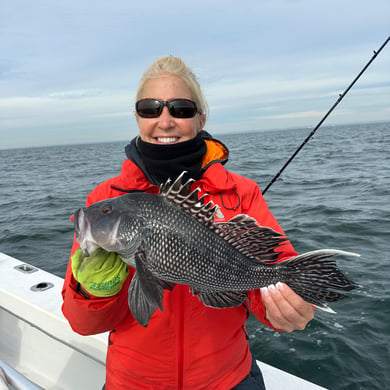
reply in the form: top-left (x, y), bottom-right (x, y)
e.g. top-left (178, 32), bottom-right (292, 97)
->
top-left (0, 122), bottom-right (389, 389)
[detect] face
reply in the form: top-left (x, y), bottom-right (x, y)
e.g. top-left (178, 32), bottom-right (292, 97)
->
top-left (135, 74), bottom-right (206, 144)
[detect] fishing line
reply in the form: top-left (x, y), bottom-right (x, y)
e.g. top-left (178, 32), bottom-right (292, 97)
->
top-left (262, 36), bottom-right (390, 195)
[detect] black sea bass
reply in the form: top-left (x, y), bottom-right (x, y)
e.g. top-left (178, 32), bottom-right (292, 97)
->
top-left (73, 173), bottom-right (358, 327)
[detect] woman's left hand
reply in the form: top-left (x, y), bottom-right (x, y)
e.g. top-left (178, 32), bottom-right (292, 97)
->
top-left (260, 282), bottom-right (314, 332)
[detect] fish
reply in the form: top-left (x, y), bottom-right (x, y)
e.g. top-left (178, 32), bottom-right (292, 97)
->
top-left (73, 172), bottom-right (359, 327)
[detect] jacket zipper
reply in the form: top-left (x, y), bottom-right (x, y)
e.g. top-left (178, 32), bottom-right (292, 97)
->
top-left (178, 285), bottom-right (185, 390)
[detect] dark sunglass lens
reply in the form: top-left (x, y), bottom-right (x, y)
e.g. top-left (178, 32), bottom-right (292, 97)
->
top-left (136, 99), bottom-right (162, 118)
top-left (169, 100), bottom-right (197, 118)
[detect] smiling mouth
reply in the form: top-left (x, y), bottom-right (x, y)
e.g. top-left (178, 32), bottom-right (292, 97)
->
top-left (156, 137), bottom-right (179, 144)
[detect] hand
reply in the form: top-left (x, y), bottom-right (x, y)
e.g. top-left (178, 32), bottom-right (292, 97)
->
top-left (71, 247), bottom-right (129, 297)
top-left (260, 282), bottom-right (314, 332)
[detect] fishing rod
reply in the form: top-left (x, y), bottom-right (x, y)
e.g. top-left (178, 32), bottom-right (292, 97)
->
top-left (262, 35), bottom-right (390, 195)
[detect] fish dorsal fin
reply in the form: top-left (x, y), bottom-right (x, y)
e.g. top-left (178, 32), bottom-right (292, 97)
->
top-left (159, 172), bottom-right (284, 263)
top-left (159, 172), bottom-right (218, 227)
top-left (213, 215), bottom-right (285, 263)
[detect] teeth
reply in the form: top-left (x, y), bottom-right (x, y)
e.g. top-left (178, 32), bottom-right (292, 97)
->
top-left (157, 137), bottom-right (178, 143)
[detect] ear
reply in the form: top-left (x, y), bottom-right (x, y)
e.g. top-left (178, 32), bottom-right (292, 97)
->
top-left (198, 113), bottom-right (206, 131)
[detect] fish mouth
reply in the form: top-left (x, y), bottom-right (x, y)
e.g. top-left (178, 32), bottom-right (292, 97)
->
top-left (73, 208), bottom-right (122, 257)
top-left (73, 208), bottom-right (100, 257)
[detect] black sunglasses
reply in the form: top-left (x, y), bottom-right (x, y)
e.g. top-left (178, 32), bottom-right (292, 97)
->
top-left (135, 98), bottom-right (200, 119)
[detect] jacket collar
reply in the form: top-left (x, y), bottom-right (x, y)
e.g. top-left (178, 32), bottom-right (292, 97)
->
top-left (112, 134), bottom-right (235, 194)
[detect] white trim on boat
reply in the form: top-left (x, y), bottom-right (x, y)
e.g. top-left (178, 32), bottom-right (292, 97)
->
top-left (0, 252), bottom-right (106, 389)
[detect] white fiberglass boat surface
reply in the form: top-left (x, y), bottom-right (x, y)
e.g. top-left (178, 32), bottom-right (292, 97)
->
top-left (0, 252), bottom-right (326, 390)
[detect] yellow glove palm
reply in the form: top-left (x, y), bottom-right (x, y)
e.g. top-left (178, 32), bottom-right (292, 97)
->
top-left (71, 247), bottom-right (129, 297)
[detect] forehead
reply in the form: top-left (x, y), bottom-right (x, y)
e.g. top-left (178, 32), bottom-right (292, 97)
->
top-left (140, 74), bottom-right (192, 100)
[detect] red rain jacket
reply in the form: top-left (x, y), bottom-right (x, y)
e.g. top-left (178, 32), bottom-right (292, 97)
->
top-left (62, 140), bottom-right (298, 389)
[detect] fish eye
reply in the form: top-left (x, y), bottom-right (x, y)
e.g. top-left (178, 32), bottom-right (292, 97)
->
top-left (99, 204), bottom-right (112, 215)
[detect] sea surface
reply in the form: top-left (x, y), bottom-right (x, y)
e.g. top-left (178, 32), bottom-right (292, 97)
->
top-left (1, 122), bottom-right (389, 389)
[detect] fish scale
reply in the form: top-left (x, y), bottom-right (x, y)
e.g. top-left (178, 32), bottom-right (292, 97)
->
top-left (73, 172), bottom-right (359, 327)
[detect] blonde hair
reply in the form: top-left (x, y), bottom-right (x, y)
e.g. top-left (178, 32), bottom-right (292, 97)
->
top-left (136, 56), bottom-right (208, 120)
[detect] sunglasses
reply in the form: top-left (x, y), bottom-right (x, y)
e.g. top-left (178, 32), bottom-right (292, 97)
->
top-left (135, 98), bottom-right (200, 119)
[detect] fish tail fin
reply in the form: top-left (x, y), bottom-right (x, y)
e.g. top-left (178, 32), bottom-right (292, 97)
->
top-left (282, 249), bottom-right (359, 311)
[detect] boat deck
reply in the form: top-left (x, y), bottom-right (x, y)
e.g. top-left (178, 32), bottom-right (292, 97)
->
top-left (0, 252), bottom-right (326, 389)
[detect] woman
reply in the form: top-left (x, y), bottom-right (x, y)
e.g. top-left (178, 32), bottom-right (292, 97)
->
top-left (62, 56), bottom-right (314, 389)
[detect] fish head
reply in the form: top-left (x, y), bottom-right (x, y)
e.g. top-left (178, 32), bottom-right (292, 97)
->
top-left (73, 195), bottom-right (146, 259)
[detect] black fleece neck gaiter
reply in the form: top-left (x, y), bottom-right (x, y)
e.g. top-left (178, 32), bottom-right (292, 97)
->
top-left (132, 132), bottom-right (207, 185)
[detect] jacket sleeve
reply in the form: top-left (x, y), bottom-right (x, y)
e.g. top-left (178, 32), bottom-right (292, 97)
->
top-left (61, 238), bottom-right (136, 335)
top-left (61, 183), bottom-right (136, 335)
top-left (238, 178), bottom-right (298, 330)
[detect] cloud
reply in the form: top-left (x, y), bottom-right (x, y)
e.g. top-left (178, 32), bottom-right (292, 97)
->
top-left (48, 89), bottom-right (103, 99)
top-left (1, 0), bottom-right (389, 148)
top-left (261, 111), bottom-right (326, 120)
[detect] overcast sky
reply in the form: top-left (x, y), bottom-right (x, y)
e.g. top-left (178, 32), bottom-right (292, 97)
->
top-left (1, 0), bottom-right (389, 149)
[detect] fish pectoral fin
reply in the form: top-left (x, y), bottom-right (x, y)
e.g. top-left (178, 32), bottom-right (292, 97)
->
top-left (128, 274), bottom-right (157, 327)
top-left (193, 289), bottom-right (248, 308)
top-left (127, 249), bottom-right (165, 327)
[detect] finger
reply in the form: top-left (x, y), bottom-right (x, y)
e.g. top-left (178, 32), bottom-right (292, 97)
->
top-left (267, 284), bottom-right (300, 331)
top-left (261, 285), bottom-right (294, 331)
top-left (261, 284), bottom-right (313, 332)
top-left (261, 285), bottom-right (282, 319)
top-left (275, 282), bottom-right (315, 320)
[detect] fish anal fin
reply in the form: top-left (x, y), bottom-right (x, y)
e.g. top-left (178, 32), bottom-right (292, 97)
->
top-left (192, 288), bottom-right (248, 308)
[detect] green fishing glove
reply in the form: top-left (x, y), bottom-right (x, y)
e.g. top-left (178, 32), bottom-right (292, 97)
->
top-left (71, 247), bottom-right (129, 297)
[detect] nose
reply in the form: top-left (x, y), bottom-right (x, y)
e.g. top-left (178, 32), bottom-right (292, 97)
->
top-left (158, 106), bottom-right (174, 129)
